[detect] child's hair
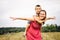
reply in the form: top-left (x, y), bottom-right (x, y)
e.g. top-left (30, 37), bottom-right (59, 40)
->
top-left (40, 10), bottom-right (46, 24)
top-left (35, 5), bottom-right (41, 7)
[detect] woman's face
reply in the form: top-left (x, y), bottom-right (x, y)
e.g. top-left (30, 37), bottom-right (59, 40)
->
top-left (39, 11), bottom-right (46, 20)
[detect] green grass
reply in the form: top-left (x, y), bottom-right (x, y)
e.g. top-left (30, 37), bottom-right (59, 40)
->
top-left (0, 32), bottom-right (60, 40)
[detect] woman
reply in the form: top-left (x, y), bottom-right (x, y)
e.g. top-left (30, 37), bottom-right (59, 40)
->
top-left (10, 10), bottom-right (55, 40)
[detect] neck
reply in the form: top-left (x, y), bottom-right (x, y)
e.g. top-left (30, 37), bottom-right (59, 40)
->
top-left (36, 14), bottom-right (39, 17)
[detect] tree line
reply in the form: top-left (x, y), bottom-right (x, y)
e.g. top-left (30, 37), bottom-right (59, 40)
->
top-left (0, 24), bottom-right (60, 35)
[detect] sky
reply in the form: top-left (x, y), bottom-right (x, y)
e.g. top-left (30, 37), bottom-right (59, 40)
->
top-left (0, 0), bottom-right (60, 27)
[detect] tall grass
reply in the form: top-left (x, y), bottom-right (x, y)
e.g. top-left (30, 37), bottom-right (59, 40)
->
top-left (0, 32), bottom-right (60, 40)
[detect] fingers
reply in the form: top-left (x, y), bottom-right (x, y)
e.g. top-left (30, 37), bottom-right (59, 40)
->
top-left (10, 17), bottom-right (14, 19)
top-left (9, 17), bottom-right (16, 21)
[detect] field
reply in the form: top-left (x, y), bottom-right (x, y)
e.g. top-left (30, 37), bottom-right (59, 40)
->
top-left (0, 32), bottom-right (60, 40)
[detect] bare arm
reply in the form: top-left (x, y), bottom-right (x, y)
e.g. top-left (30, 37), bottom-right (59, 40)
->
top-left (36, 19), bottom-right (46, 24)
top-left (46, 16), bottom-right (56, 20)
top-left (34, 17), bottom-right (46, 24)
top-left (10, 17), bottom-right (34, 21)
top-left (34, 16), bottom-right (56, 24)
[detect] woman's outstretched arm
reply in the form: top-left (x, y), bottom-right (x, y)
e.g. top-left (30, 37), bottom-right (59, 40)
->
top-left (10, 17), bottom-right (34, 21)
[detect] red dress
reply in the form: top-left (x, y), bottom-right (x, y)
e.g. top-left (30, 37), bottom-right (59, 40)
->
top-left (26, 20), bottom-right (42, 40)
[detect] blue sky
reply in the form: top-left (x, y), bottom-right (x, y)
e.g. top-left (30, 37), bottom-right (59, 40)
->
top-left (0, 0), bottom-right (60, 27)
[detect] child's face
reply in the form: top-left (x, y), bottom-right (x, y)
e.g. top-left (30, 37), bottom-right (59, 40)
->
top-left (39, 11), bottom-right (46, 20)
top-left (35, 7), bottom-right (41, 14)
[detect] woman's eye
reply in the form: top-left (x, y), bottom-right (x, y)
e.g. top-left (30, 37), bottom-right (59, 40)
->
top-left (42, 14), bottom-right (45, 15)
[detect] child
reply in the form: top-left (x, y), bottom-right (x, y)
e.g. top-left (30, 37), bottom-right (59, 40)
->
top-left (24, 5), bottom-right (42, 36)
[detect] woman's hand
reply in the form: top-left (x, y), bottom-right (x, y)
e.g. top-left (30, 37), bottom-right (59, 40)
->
top-left (10, 17), bottom-right (17, 21)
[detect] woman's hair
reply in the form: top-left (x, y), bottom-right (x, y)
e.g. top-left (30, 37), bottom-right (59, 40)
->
top-left (40, 10), bottom-right (47, 24)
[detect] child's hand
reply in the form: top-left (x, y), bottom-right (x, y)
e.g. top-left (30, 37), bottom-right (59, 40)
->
top-left (47, 16), bottom-right (56, 20)
top-left (52, 16), bottom-right (56, 20)
top-left (10, 17), bottom-right (16, 21)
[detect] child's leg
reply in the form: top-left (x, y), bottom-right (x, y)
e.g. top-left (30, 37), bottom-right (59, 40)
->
top-left (24, 24), bottom-right (30, 36)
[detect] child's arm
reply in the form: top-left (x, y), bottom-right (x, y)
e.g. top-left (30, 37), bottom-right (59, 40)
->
top-left (10, 17), bottom-right (34, 21)
top-left (46, 16), bottom-right (56, 20)
top-left (34, 17), bottom-right (46, 24)
top-left (34, 16), bottom-right (56, 24)
top-left (36, 19), bottom-right (46, 24)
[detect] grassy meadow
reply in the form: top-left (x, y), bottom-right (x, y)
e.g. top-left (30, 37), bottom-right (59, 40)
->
top-left (0, 32), bottom-right (60, 40)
